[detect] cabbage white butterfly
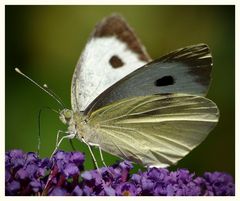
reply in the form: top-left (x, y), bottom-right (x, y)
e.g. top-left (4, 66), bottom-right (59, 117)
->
top-left (16, 14), bottom-right (219, 168)
top-left (60, 14), bottom-right (219, 168)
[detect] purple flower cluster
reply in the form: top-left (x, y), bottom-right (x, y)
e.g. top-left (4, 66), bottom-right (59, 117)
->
top-left (5, 149), bottom-right (235, 196)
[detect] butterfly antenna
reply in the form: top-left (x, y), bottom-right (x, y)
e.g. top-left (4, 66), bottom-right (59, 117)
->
top-left (15, 68), bottom-right (65, 108)
top-left (43, 84), bottom-right (66, 108)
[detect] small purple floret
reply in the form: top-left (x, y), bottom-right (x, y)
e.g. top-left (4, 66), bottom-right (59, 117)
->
top-left (116, 182), bottom-right (137, 196)
top-left (63, 163), bottom-right (79, 177)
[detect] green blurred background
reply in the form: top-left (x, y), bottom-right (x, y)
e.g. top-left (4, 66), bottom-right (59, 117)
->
top-left (6, 6), bottom-right (235, 176)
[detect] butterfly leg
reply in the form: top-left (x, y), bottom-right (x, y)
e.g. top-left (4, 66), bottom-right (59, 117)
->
top-left (99, 147), bottom-right (107, 167)
top-left (88, 142), bottom-right (107, 167)
top-left (50, 131), bottom-right (76, 158)
top-left (55, 130), bottom-right (68, 147)
top-left (56, 130), bottom-right (76, 152)
top-left (81, 138), bottom-right (99, 170)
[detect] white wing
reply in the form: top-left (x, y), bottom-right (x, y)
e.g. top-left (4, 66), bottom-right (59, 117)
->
top-left (87, 94), bottom-right (219, 167)
top-left (71, 14), bottom-right (151, 112)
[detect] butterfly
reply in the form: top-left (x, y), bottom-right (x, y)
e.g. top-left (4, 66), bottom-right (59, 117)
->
top-left (16, 14), bottom-right (219, 168)
top-left (57, 14), bottom-right (220, 168)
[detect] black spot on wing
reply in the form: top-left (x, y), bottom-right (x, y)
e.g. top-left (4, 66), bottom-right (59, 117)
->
top-left (109, 55), bottom-right (124, 68)
top-left (155, 76), bottom-right (174, 87)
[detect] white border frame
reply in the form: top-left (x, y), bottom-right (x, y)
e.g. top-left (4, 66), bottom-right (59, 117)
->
top-left (1, 1), bottom-right (238, 200)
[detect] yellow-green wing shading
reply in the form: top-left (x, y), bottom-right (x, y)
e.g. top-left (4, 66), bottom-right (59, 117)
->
top-left (88, 94), bottom-right (219, 167)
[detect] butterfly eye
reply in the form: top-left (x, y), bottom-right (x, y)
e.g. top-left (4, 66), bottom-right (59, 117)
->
top-left (64, 110), bottom-right (72, 119)
top-left (59, 109), bottom-right (73, 124)
top-left (155, 76), bottom-right (174, 87)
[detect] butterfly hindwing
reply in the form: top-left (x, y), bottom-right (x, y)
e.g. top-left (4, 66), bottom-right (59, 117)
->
top-left (85, 44), bottom-right (213, 114)
top-left (87, 94), bottom-right (219, 167)
top-left (71, 14), bottom-right (151, 112)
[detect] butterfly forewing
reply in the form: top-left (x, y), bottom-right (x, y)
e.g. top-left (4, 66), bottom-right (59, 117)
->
top-left (87, 94), bottom-right (219, 167)
top-left (85, 44), bottom-right (212, 114)
top-left (71, 14), bottom-right (151, 112)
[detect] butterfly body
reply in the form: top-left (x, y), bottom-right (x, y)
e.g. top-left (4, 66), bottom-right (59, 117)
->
top-left (59, 109), bottom-right (99, 144)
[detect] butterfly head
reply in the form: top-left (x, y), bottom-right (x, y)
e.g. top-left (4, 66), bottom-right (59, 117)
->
top-left (59, 109), bottom-right (74, 125)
